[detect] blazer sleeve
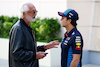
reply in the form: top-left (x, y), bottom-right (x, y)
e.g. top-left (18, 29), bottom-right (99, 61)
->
top-left (10, 27), bottom-right (36, 61)
top-left (37, 45), bottom-right (47, 52)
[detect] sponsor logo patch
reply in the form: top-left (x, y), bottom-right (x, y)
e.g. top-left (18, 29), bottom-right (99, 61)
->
top-left (76, 43), bottom-right (81, 46)
top-left (76, 43), bottom-right (81, 50)
top-left (75, 36), bottom-right (81, 50)
top-left (65, 40), bottom-right (68, 43)
top-left (75, 47), bottom-right (81, 50)
top-left (67, 37), bottom-right (70, 40)
top-left (72, 32), bottom-right (75, 35)
top-left (60, 13), bottom-right (63, 15)
top-left (64, 43), bottom-right (67, 45)
top-left (75, 36), bottom-right (81, 43)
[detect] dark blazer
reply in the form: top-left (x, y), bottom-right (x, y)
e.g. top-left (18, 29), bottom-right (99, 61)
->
top-left (9, 19), bottom-right (43, 67)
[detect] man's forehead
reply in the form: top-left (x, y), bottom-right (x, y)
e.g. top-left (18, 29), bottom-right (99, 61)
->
top-left (28, 4), bottom-right (36, 10)
top-left (62, 16), bottom-right (67, 18)
top-left (29, 7), bottom-right (36, 11)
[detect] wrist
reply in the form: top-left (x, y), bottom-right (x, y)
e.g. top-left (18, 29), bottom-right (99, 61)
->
top-left (44, 44), bottom-right (50, 50)
top-left (44, 45), bottom-right (47, 50)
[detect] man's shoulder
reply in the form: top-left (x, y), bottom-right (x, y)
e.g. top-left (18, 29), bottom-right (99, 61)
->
top-left (11, 20), bottom-right (22, 31)
top-left (74, 30), bottom-right (82, 37)
top-left (73, 30), bottom-right (83, 42)
top-left (70, 30), bottom-right (82, 40)
top-left (12, 19), bottom-right (25, 29)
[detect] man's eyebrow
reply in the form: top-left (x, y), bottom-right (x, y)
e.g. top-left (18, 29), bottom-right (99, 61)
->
top-left (32, 10), bottom-right (36, 11)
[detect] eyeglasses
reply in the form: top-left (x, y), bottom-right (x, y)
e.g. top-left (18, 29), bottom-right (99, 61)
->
top-left (28, 10), bottom-right (38, 14)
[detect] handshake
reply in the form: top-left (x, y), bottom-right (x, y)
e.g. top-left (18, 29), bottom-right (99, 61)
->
top-left (36, 40), bottom-right (60, 59)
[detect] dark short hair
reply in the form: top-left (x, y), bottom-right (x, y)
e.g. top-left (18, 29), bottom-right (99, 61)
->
top-left (70, 20), bottom-right (77, 27)
top-left (67, 18), bottom-right (77, 27)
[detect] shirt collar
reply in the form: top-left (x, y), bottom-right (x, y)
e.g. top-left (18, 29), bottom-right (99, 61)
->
top-left (65, 27), bottom-right (77, 37)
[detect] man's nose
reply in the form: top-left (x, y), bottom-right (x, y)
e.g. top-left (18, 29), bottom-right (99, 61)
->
top-left (60, 18), bottom-right (62, 21)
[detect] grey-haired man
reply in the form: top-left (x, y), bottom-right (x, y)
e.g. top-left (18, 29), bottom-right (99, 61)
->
top-left (9, 3), bottom-right (60, 67)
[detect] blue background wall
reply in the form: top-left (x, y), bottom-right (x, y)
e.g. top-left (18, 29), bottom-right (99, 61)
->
top-left (82, 50), bottom-right (100, 65)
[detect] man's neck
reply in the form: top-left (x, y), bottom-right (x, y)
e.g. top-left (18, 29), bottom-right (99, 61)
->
top-left (23, 18), bottom-right (30, 26)
top-left (66, 25), bottom-right (75, 33)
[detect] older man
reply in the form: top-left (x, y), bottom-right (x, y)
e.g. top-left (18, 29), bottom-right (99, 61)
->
top-left (9, 3), bottom-right (60, 67)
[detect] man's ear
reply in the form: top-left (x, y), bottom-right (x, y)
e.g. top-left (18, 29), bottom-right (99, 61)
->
top-left (23, 12), bottom-right (25, 16)
top-left (68, 19), bottom-right (72, 23)
top-left (23, 12), bottom-right (26, 18)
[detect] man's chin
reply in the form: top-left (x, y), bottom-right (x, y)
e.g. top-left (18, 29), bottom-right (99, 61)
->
top-left (61, 25), bottom-right (65, 27)
top-left (30, 19), bottom-right (35, 23)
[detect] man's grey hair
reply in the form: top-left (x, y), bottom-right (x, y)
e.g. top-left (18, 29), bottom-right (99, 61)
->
top-left (19, 3), bottom-right (30, 19)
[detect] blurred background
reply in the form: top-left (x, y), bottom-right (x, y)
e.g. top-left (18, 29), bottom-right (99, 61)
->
top-left (0, 0), bottom-right (100, 67)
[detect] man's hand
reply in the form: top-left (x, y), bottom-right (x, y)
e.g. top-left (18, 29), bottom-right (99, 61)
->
top-left (44, 40), bottom-right (60, 49)
top-left (36, 52), bottom-right (46, 59)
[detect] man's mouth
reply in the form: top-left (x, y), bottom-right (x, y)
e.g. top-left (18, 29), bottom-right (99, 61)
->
top-left (32, 16), bottom-right (35, 19)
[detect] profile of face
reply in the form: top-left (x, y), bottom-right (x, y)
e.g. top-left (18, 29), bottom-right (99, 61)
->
top-left (24, 4), bottom-right (37, 23)
top-left (60, 17), bottom-right (71, 28)
top-left (60, 17), bottom-right (68, 27)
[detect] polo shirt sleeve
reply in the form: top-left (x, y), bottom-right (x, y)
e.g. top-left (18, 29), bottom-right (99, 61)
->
top-left (72, 36), bottom-right (83, 54)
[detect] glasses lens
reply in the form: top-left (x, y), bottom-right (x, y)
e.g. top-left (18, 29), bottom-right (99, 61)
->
top-left (36, 11), bottom-right (38, 13)
top-left (33, 11), bottom-right (38, 14)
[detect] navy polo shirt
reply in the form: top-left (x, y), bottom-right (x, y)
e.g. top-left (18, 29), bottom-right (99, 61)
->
top-left (61, 27), bottom-right (83, 67)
